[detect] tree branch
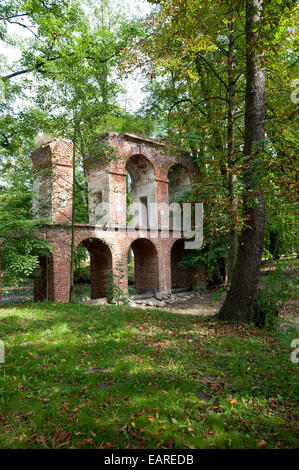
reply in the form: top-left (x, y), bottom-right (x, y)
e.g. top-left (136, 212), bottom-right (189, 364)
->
top-left (168, 99), bottom-right (193, 113)
top-left (194, 96), bottom-right (228, 107)
top-left (2, 56), bottom-right (61, 80)
top-left (7, 20), bottom-right (39, 39)
top-left (0, 134), bottom-right (10, 147)
top-left (233, 69), bottom-right (246, 84)
top-left (168, 96), bottom-right (228, 116)
top-left (0, 13), bottom-right (29, 20)
top-left (232, 111), bottom-right (245, 123)
top-left (196, 53), bottom-right (228, 90)
top-left (2, 34), bottom-right (131, 81)
top-left (234, 122), bottom-right (245, 138)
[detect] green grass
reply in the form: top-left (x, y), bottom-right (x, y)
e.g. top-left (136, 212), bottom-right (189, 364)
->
top-left (0, 302), bottom-right (298, 449)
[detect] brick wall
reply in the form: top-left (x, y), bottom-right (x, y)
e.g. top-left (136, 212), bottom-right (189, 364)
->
top-left (131, 238), bottom-right (159, 293)
top-left (32, 139), bottom-right (73, 223)
top-left (31, 133), bottom-right (205, 303)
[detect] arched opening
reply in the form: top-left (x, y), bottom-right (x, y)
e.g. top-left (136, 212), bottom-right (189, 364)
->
top-left (88, 170), bottom-right (110, 226)
top-left (73, 238), bottom-right (112, 301)
top-left (34, 254), bottom-right (54, 301)
top-left (126, 155), bottom-right (156, 228)
top-left (168, 164), bottom-right (190, 204)
top-left (129, 238), bottom-right (159, 294)
top-left (168, 164), bottom-right (191, 231)
top-left (171, 239), bottom-right (195, 291)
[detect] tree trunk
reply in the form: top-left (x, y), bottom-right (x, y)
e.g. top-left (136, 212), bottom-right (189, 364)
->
top-left (269, 230), bottom-right (280, 259)
top-left (69, 108), bottom-right (78, 303)
top-left (227, 221), bottom-right (238, 283)
top-left (219, 0), bottom-right (266, 324)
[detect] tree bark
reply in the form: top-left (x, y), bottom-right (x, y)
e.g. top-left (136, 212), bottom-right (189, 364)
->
top-left (69, 107), bottom-right (78, 303)
top-left (219, 0), bottom-right (266, 324)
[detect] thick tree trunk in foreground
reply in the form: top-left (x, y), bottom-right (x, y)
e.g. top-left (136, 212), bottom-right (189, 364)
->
top-left (219, 0), bottom-right (266, 324)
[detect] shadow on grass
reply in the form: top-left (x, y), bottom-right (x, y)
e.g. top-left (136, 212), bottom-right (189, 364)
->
top-left (0, 302), bottom-right (298, 449)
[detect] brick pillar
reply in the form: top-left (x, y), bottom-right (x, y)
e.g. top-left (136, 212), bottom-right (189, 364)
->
top-left (52, 249), bottom-right (71, 303)
top-left (155, 179), bottom-right (169, 228)
top-left (112, 246), bottom-right (128, 296)
top-left (32, 138), bottom-right (73, 223)
top-left (157, 242), bottom-right (171, 293)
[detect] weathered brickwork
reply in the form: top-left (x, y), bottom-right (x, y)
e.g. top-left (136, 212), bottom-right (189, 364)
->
top-left (32, 138), bottom-right (73, 223)
top-left (29, 133), bottom-right (205, 303)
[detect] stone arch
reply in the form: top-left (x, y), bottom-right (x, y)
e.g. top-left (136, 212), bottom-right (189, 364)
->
top-left (121, 151), bottom-right (160, 180)
top-left (171, 239), bottom-right (195, 290)
top-left (76, 237), bottom-right (112, 299)
top-left (34, 253), bottom-right (54, 301)
top-left (129, 238), bottom-right (159, 293)
top-left (125, 154), bottom-right (156, 228)
top-left (108, 134), bottom-right (162, 182)
top-left (168, 164), bottom-right (191, 204)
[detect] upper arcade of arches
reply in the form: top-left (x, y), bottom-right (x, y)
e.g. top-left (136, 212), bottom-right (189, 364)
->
top-left (86, 132), bottom-right (199, 184)
top-left (31, 133), bottom-right (200, 228)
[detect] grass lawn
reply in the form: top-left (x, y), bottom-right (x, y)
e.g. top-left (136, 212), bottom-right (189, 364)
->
top-left (0, 302), bottom-right (298, 449)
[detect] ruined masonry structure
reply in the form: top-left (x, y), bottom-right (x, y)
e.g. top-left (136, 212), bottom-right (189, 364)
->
top-left (31, 132), bottom-right (205, 303)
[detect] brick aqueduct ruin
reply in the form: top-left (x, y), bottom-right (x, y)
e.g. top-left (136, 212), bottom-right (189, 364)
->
top-left (31, 132), bottom-right (205, 303)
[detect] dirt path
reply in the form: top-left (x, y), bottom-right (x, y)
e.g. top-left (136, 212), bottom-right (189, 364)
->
top-left (144, 290), bottom-right (226, 316)
top-left (2, 277), bottom-right (298, 329)
top-left (143, 290), bottom-right (299, 331)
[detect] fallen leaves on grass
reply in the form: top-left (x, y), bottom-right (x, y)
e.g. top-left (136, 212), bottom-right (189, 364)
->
top-left (52, 428), bottom-right (72, 448)
top-left (257, 439), bottom-right (267, 448)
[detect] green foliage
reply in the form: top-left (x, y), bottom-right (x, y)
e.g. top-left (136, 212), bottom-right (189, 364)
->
top-left (73, 244), bottom-right (90, 283)
top-left (172, 185), bottom-right (231, 283)
top-left (136, 0), bottom-right (297, 296)
top-left (0, 0), bottom-right (297, 318)
top-left (74, 266), bottom-right (90, 284)
top-left (97, 112), bottom-right (157, 137)
top-left (104, 266), bottom-right (128, 306)
top-left (1, 237), bottom-right (52, 287)
top-left (0, 172), bottom-right (51, 289)
top-left (197, 242), bottom-right (227, 285)
top-left (0, 0), bottom-right (143, 289)
top-left (258, 262), bottom-right (299, 330)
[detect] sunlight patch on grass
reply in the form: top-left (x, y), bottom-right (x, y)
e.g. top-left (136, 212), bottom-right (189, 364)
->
top-left (0, 302), bottom-right (298, 449)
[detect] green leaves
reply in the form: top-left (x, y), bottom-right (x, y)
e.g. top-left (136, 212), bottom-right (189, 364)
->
top-left (0, 1), bottom-right (140, 290)
top-left (1, 236), bottom-right (52, 286)
top-left (257, 261), bottom-right (299, 330)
